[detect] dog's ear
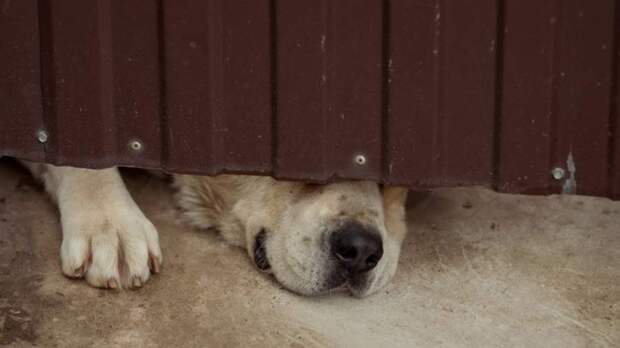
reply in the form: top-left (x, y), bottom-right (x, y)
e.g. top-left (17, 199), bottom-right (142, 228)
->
top-left (173, 175), bottom-right (227, 230)
top-left (382, 186), bottom-right (409, 242)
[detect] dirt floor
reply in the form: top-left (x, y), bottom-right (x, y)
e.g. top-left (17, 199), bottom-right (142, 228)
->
top-left (0, 159), bottom-right (618, 347)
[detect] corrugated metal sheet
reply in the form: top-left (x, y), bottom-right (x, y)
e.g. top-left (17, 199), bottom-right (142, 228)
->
top-left (1, 0), bottom-right (618, 199)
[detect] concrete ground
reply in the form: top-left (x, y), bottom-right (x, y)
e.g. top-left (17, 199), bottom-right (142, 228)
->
top-left (0, 159), bottom-right (618, 348)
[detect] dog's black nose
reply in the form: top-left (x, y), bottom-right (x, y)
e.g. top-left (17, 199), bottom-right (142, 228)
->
top-left (330, 222), bottom-right (383, 274)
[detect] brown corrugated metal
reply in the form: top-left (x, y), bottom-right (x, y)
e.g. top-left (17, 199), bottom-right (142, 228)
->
top-left (550, 0), bottom-right (614, 198)
top-left (276, 0), bottom-right (383, 181)
top-left (0, 0), bottom-right (45, 162)
top-left (498, 0), bottom-right (616, 198)
top-left (164, 0), bottom-right (272, 174)
top-left (387, 0), bottom-right (497, 188)
top-left (1, 0), bottom-right (619, 199)
top-left (35, 0), bottom-right (163, 168)
top-left (613, 0), bottom-right (620, 200)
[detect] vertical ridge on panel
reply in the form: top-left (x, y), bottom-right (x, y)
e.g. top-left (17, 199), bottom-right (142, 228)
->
top-left (111, 0), bottom-right (162, 168)
top-left (551, 0), bottom-right (614, 197)
top-left (611, 2), bottom-right (620, 199)
top-left (163, 0), bottom-right (217, 174)
top-left (44, 0), bottom-right (117, 167)
top-left (386, 0), bottom-right (442, 187)
top-left (440, 0), bottom-right (497, 186)
top-left (497, 0), bottom-right (555, 194)
top-left (0, 0), bottom-right (45, 161)
top-left (210, 0), bottom-right (272, 173)
top-left (275, 0), bottom-right (328, 180)
top-left (276, 0), bottom-right (382, 182)
top-left (325, 0), bottom-right (383, 180)
top-left (269, 0), bottom-right (278, 176)
top-left (388, 0), bottom-right (496, 188)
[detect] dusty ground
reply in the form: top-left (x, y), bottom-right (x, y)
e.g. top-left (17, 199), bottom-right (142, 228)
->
top-left (0, 159), bottom-right (618, 348)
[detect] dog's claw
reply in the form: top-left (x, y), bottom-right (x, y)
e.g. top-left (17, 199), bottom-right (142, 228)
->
top-left (149, 254), bottom-right (161, 274)
top-left (131, 277), bottom-right (142, 289)
top-left (107, 279), bottom-right (118, 289)
top-left (72, 264), bottom-right (86, 278)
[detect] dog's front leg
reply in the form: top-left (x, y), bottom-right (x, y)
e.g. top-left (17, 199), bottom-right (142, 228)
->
top-left (22, 162), bottom-right (162, 289)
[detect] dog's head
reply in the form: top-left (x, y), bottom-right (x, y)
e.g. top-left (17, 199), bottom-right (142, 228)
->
top-left (175, 175), bottom-right (408, 297)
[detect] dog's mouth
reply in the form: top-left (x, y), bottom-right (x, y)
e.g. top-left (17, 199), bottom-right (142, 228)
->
top-left (253, 229), bottom-right (271, 271)
top-left (252, 229), bottom-right (372, 296)
top-left (324, 266), bottom-right (371, 294)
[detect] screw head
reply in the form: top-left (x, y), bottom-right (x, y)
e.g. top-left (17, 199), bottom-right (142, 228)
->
top-left (128, 139), bottom-right (143, 153)
top-left (551, 167), bottom-right (565, 180)
top-left (354, 154), bottom-right (367, 166)
top-left (37, 130), bottom-right (49, 143)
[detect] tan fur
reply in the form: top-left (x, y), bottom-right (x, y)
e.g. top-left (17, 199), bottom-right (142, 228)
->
top-left (174, 175), bottom-right (409, 296)
top-left (382, 187), bottom-right (409, 242)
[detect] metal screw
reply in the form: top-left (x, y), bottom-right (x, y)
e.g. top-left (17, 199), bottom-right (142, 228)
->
top-left (551, 167), bottom-right (565, 180)
top-left (354, 154), bottom-right (367, 166)
top-left (37, 130), bottom-right (49, 143)
top-left (128, 139), bottom-right (143, 153)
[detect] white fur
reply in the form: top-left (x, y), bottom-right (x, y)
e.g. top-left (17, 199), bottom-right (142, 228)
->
top-left (22, 162), bottom-right (162, 289)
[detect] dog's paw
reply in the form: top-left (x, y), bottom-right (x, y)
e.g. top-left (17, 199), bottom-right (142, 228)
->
top-left (59, 206), bottom-right (162, 289)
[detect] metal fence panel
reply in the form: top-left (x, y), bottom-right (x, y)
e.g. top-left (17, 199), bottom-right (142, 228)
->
top-left (1, 0), bottom-right (618, 199)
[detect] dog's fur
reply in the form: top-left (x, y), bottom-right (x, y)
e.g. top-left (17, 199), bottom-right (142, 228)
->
top-left (22, 162), bottom-right (408, 297)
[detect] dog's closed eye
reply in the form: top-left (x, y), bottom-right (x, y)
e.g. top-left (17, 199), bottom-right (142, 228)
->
top-left (253, 229), bottom-right (270, 271)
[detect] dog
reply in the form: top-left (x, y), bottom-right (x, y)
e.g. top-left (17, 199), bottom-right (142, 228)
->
top-left (20, 162), bottom-right (409, 297)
